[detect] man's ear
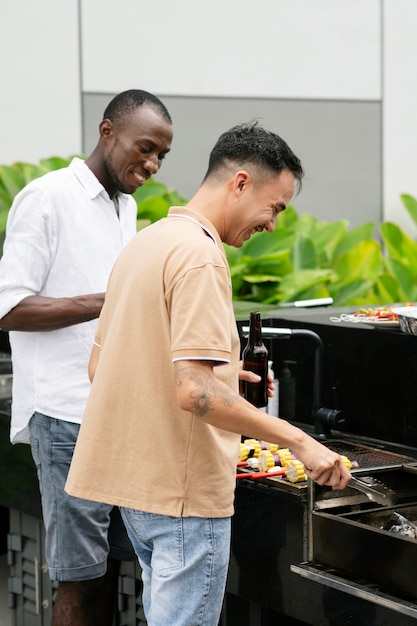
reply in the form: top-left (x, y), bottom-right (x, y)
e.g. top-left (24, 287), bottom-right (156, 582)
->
top-left (99, 119), bottom-right (114, 142)
top-left (234, 170), bottom-right (252, 194)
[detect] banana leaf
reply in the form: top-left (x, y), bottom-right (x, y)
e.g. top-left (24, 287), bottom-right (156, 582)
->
top-left (276, 204), bottom-right (298, 228)
top-left (329, 278), bottom-right (374, 306)
top-left (136, 196), bottom-right (170, 222)
top-left (133, 178), bottom-right (188, 207)
top-left (333, 222), bottom-right (375, 259)
top-left (224, 244), bottom-right (243, 266)
top-left (264, 283), bottom-right (332, 305)
top-left (314, 220), bottom-right (349, 266)
top-left (292, 213), bottom-right (318, 239)
top-left (13, 162), bottom-right (47, 186)
top-left (165, 189), bottom-right (187, 205)
top-left (332, 240), bottom-right (383, 282)
top-left (291, 234), bottom-right (317, 270)
top-left (380, 222), bottom-right (417, 280)
top-left (229, 251), bottom-right (293, 298)
top-left (242, 274), bottom-right (282, 284)
top-left (239, 228), bottom-right (296, 257)
top-left (373, 273), bottom-right (405, 304)
top-left (0, 187), bottom-right (13, 215)
top-left (239, 251), bottom-right (293, 275)
top-left (136, 218), bottom-right (152, 232)
top-left (383, 258), bottom-right (416, 301)
top-left (400, 193), bottom-right (417, 228)
top-left (229, 261), bottom-right (254, 295)
top-left (39, 156), bottom-right (75, 171)
top-left (0, 165), bottom-right (26, 199)
top-left (133, 179), bottom-right (169, 202)
top-left (0, 209), bottom-right (9, 232)
top-left (275, 268), bottom-right (334, 303)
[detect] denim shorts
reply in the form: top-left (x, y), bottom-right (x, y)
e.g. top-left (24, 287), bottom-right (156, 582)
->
top-left (29, 412), bottom-right (135, 582)
top-left (121, 508), bottom-right (231, 626)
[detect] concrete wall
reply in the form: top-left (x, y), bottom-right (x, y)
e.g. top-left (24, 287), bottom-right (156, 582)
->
top-left (1, 0), bottom-right (416, 234)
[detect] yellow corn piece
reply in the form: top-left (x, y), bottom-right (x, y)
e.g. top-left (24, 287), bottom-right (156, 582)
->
top-left (239, 443), bottom-right (250, 462)
top-left (340, 455), bottom-right (352, 470)
top-left (277, 448), bottom-right (292, 467)
top-left (243, 439), bottom-right (262, 458)
top-left (285, 459), bottom-right (307, 483)
top-left (265, 442), bottom-right (279, 454)
top-left (258, 450), bottom-right (275, 472)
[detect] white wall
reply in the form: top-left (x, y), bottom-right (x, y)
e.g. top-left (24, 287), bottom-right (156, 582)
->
top-left (81, 0), bottom-right (380, 100)
top-left (2, 0), bottom-right (417, 236)
top-left (0, 0), bottom-right (81, 164)
top-left (383, 0), bottom-right (417, 235)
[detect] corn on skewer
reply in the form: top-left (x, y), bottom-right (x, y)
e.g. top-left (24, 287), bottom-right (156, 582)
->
top-left (285, 459), bottom-right (307, 483)
top-left (238, 439), bottom-right (356, 484)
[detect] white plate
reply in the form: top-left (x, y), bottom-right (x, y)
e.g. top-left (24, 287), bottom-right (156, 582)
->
top-left (344, 314), bottom-right (399, 328)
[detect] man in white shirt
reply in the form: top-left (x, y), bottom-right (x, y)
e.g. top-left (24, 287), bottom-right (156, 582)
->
top-left (0, 89), bottom-right (173, 626)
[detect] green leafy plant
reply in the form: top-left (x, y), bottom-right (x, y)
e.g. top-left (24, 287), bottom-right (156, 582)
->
top-left (133, 178), bottom-right (187, 230)
top-left (225, 196), bottom-right (417, 308)
top-left (1, 155), bottom-right (417, 309)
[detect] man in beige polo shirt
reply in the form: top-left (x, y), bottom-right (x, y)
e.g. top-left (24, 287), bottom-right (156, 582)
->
top-left (66, 121), bottom-right (351, 626)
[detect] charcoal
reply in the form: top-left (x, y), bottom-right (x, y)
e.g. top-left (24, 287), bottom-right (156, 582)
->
top-left (384, 512), bottom-right (417, 538)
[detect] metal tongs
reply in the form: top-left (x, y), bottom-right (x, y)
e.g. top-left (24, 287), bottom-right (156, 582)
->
top-left (349, 475), bottom-right (398, 506)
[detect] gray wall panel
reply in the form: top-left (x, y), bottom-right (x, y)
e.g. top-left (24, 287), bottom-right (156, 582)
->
top-left (83, 94), bottom-right (381, 229)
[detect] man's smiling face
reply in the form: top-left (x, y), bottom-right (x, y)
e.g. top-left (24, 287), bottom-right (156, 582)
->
top-left (224, 168), bottom-right (296, 247)
top-left (103, 105), bottom-right (173, 195)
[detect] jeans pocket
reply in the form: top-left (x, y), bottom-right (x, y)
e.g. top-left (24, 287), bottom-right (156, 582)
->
top-left (152, 516), bottom-right (184, 576)
top-left (122, 510), bottom-right (184, 575)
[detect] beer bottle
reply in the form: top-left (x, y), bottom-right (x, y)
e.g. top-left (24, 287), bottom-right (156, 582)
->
top-left (242, 312), bottom-right (268, 408)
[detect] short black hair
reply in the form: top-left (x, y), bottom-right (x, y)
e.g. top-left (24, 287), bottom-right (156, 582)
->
top-left (203, 120), bottom-right (304, 191)
top-left (103, 89), bottom-right (172, 127)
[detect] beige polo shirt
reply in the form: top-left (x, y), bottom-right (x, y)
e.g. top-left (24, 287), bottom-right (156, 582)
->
top-left (66, 207), bottom-right (241, 517)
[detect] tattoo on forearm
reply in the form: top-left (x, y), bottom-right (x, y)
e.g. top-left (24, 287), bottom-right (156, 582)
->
top-left (175, 364), bottom-right (236, 417)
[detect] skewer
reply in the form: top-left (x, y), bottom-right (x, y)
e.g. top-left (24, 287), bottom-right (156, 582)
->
top-left (236, 469), bottom-right (286, 480)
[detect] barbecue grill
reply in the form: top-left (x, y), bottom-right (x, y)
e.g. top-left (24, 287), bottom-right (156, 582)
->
top-left (225, 309), bottom-right (417, 625)
top-left (3, 307), bottom-right (417, 625)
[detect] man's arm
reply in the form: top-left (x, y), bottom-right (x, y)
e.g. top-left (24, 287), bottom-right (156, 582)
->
top-left (174, 359), bottom-right (351, 489)
top-left (0, 293), bottom-right (105, 332)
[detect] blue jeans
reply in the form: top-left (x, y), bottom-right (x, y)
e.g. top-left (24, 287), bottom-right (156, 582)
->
top-left (29, 412), bottom-right (135, 581)
top-left (120, 508), bottom-right (231, 626)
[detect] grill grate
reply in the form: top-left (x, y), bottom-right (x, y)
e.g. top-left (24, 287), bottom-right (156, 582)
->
top-left (324, 440), bottom-right (414, 469)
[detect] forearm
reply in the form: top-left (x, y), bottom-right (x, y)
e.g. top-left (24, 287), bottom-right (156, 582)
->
top-left (174, 361), bottom-right (351, 488)
top-left (0, 293), bottom-right (105, 331)
top-left (175, 360), bottom-right (303, 445)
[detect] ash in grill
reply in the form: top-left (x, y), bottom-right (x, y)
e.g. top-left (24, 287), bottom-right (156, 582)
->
top-left (384, 511), bottom-right (417, 538)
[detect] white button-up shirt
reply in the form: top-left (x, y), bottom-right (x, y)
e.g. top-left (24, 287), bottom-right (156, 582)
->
top-left (0, 158), bottom-right (137, 443)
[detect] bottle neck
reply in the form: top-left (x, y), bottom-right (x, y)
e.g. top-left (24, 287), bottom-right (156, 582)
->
top-left (248, 313), bottom-right (263, 346)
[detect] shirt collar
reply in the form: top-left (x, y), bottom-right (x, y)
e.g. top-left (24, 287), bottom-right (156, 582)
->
top-left (167, 206), bottom-right (222, 248)
top-left (69, 157), bottom-right (110, 201)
